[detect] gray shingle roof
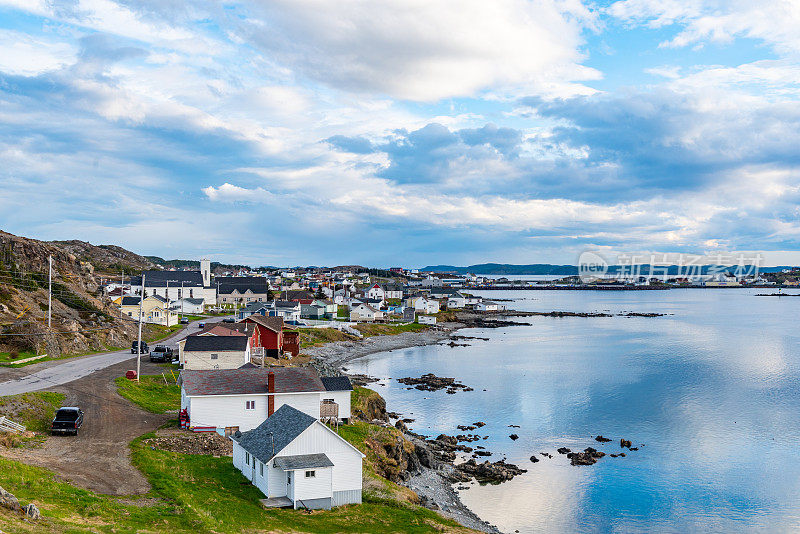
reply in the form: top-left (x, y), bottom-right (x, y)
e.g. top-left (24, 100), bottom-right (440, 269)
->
top-left (233, 405), bottom-right (316, 462)
top-left (273, 453), bottom-right (333, 470)
top-left (320, 376), bottom-right (353, 392)
top-left (243, 315), bottom-right (283, 333)
top-left (181, 367), bottom-right (325, 396)
top-left (121, 296), bottom-right (140, 306)
top-left (183, 335), bottom-right (249, 352)
top-left (133, 271), bottom-right (205, 287)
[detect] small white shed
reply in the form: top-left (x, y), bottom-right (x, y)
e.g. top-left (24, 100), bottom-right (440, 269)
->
top-left (232, 405), bottom-right (364, 510)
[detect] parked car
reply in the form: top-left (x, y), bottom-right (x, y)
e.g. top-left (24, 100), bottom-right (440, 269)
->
top-left (180, 317), bottom-right (189, 325)
top-left (131, 341), bottom-right (149, 354)
top-left (198, 323), bottom-right (205, 328)
top-left (51, 407), bottom-right (83, 436)
top-left (149, 345), bottom-right (174, 363)
top-left (222, 317), bottom-right (236, 323)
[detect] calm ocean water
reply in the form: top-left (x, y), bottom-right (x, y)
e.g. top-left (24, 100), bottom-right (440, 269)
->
top-left (347, 289), bottom-right (800, 533)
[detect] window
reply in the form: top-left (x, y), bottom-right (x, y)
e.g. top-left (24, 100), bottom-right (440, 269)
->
top-left (305, 470), bottom-right (316, 478)
top-left (245, 400), bottom-right (255, 410)
top-left (245, 452), bottom-right (250, 464)
top-left (287, 474), bottom-right (291, 485)
top-left (211, 353), bottom-right (218, 360)
top-left (259, 462), bottom-right (263, 476)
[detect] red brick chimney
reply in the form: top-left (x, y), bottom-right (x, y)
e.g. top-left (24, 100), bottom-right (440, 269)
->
top-left (267, 371), bottom-right (275, 416)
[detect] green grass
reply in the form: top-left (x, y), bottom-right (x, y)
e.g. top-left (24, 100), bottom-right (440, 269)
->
top-left (0, 391), bottom-right (65, 433)
top-left (298, 327), bottom-right (358, 348)
top-left (353, 322), bottom-right (429, 337)
top-left (0, 350), bottom-right (39, 363)
top-left (115, 374), bottom-right (180, 414)
top-left (0, 432), bottom-right (472, 533)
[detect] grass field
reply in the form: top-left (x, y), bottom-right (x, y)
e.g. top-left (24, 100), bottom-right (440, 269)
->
top-left (0, 350), bottom-right (38, 364)
top-left (0, 430), bottom-right (473, 534)
top-left (354, 322), bottom-right (429, 337)
top-left (297, 327), bottom-right (358, 348)
top-left (115, 374), bottom-right (180, 414)
top-left (0, 391), bottom-right (66, 433)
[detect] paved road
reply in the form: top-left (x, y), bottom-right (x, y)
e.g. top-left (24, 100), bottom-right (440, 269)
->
top-left (0, 316), bottom-right (227, 396)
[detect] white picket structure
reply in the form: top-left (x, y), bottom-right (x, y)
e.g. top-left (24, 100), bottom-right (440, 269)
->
top-left (0, 416), bottom-right (26, 434)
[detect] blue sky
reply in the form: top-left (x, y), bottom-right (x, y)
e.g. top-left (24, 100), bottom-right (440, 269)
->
top-left (1, 0), bottom-right (800, 267)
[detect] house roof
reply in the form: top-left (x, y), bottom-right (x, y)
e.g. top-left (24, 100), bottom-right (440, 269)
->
top-left (217, 277), bottom-right (270, 295)
top-left (183, 335), bottom-right (249, 352)
top-left (121, 296), bottom-right (140, 306)
top-left (240, 301), bottom-right (271, 313)
top-left (181, 367), bottom-right (325, 396)
top-left (193, 325), bottom-right (248, 337)
top-left (273, 453), bottom-right (333, 471)
top-left (320, 376), bottom-right (353, 392)
top-left (132, 270), bottom-right (205, 288)
top-left (243, 315), bottom-right (284, 333)
top-left (232, 405), bottom-right (316, 463)
top-left (180, 298), bottom-right (205, 305)
top-left (284, 290), bottom-right (314, 301)
top-left (275, 300), bottom-right (299, 309)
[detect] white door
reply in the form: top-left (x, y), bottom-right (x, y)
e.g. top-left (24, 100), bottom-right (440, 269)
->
top-left (287, 471), bottom-right (294, 502)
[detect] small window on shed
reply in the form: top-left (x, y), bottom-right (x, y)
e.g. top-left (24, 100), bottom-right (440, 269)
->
top-left (305, 470), bottom-right (316, 478)
top-left (245, 452), bottom-right (250, 464)
top-left (260, 462), bottom-right (264, 476)
top-left (211, 353), bottom-right (218, 360)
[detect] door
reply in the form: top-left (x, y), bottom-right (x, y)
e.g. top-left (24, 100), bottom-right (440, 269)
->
top-left (287, 471), bottom-right (294, 502)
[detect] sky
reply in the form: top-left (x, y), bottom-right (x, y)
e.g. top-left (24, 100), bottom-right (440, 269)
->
top-left (1, 0), bottom-right (800, 267)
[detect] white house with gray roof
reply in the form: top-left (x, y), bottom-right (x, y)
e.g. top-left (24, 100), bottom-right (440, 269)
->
top-left (232, 405), bottom-right (364, 510)
top-left (179, 368), bottom-right (353, 433)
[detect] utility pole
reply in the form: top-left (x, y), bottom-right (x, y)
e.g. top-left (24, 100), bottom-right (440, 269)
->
top-left (47, 255), bottom-right (52, 328)
top-left (136, 274), bottom-right (145, 382)
top-left (181, 281), bottom-right (184, 321)
top-left (166, 280), bottom-right (170, 326)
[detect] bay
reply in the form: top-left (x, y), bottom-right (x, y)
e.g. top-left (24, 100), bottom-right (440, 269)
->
top-left (346, 288), bottom-right (800, 533)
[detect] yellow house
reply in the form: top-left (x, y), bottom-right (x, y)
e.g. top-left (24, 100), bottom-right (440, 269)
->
top-left (119, 295), bottom-right (178, 326)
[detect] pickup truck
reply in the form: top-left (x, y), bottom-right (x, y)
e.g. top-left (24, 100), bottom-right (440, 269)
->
top-left (51, 407), bottom-right (83, 436)
top-left (148, 345), bottom-right (174, 363)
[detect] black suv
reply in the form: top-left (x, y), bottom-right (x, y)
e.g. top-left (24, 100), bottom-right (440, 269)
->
top-left (149, 345), bottom-right (174, 363)
top-left (51, 407), bottom-right (84, 436)
top-left (131, 341), bottom-right (149, 354)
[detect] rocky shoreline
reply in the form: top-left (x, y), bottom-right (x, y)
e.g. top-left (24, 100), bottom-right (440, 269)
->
top-left (308, 309), bottom-right (656, 532)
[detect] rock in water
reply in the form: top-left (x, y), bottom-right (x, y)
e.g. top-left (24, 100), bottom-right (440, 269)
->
top-left (530, 455), bottom-right (539, 463)
top-left (509, 434), bottom-right (519, 440)
top-left (0, 486), bottom-right (20, 511)
top-left (557, 447), bottom-right (571, 454)
top-left (24, 503), bottom-right (40, 520)
top-left (620, 439), bottom-right (632, 449)
top-left (595, 435), bottom-right (612, 442)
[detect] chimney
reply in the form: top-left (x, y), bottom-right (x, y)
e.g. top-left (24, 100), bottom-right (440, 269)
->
top-left (267, 371), bottom-right (275, 416)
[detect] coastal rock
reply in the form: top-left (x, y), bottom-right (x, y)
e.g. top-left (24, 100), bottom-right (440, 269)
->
top-left (557, 447), bottom-right (571, 454)
top-left (24, 503), bottom-right (40, 520)
top-left (0, 486), bottom-right (20, 511)
top-left (473, 422), bottom-right (486, 428)
top-left (529, 455), bottom-right (539, 463)
top-left (398, 373), bottom-right (472, 393)
top-left (595, 435), bottom-right (612, 443)
top-left (509, 434), bottom-right (519, 440)
top-left (620, 439), bottom-right (632, 449)
top-left (395, 420), bottom-right (408, 432)
top-left (540, 452), bottom-right (553, 458)
top-left (456, 459), bottom-right (527, 483)
top-left (566, 448), bottom-right (605, 466)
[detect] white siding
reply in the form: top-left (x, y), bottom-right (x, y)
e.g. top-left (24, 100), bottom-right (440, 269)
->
top-left (267, 460), bottom-right (287, 497)
top-left (183, 349), bottom-right (247, 370)
top-left (279, 422), bottom-right (363, 493)
top-left (274, 393), bottom-right (320, 419)
top-left (320, 390), bottom-right (351, 420)
top-left (185, 391), bottom-right (322, 431)
top-left (188, 394), bottom-right (268, 431)
top-left (293, 467), bottom-right (332, 502)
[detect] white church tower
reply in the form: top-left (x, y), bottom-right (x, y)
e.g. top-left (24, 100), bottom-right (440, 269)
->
top-left (200, 258), bottom-right (211, 287)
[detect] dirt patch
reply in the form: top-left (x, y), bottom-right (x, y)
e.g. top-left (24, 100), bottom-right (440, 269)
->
top-left (144, 428), bottom-right (232, 456)
top-left (0, 358), bottom-right (171, 495)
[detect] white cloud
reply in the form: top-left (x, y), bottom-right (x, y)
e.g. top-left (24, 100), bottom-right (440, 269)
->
top-left (235, 0), bottom-right (601, 101)
top-left (0, 30), bottom-right (76, 75)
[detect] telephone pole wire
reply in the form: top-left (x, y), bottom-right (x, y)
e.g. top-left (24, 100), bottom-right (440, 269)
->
top-left (137, 273), bottom-right (145, 382)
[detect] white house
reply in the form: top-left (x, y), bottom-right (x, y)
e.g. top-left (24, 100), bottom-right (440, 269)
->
top-left (475, 301), bottom-right (503, 312)
top-left (446, 293), bottom-right (467, 309)
top-left (406, 296), bottom-right (440, 314)
top-left (383, 283), bottom-right (404, 300)
top-left (418, 315), bottom-right (437, 325)
top-left (170, 297), bottom-right (205, 315)
top-left (232, 405), bottom-right (364, 510)
top-left (349, 303), bottom-right (384, 322)
top-left (182, 335), bottom-right (251, 370)
top-left (180, 367), bottom-right (353, 433)
top-left (365, 283), bottom-right (385, 300)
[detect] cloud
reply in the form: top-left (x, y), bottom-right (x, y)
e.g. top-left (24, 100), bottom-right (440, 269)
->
top-left (230, 0), bottom-right (601, 100)
top-left (324, 135), bottom-right (374, 154)
top-left (0, 30), bottom-right (76, 76)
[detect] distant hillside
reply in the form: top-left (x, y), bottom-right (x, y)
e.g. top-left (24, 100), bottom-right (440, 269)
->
top-left (421, 264), bottom-right (578, 275)
top-left (51, 240), bottom-right (157, 274)
top-left (421, 263), bottom-right (793, 275)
